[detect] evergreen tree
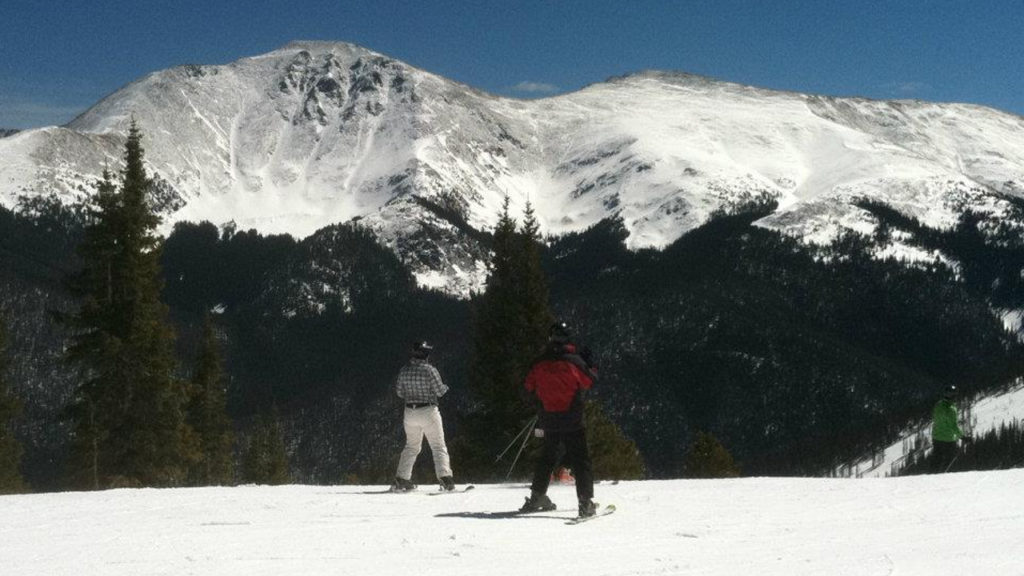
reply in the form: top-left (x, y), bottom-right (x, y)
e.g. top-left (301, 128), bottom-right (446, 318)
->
top-left (462, 197), bottom-right (552, 476)
top-left (684, 431), bottom-right (741, 478)
top-left (64, 122), bottom-right (196, 488)
top-left (584, 402), bottom-right (646, 480)
top-left (187, 315), bottom-right (235, 486)
top-left (0, 315), bottom-right (27, 493)
top-left (517, 201), bottom-right (551, 347)
top-left (241, 408), bottom-right (291, 485)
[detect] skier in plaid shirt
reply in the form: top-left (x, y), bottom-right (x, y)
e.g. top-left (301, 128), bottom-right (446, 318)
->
top-left (391, 341), bottom-right (456, 492)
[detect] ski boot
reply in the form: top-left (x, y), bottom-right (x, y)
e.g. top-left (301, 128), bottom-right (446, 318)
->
top-left (519, 491), bottom-right (557, 512)
top-left (390, 477), bottom-right (416, 492)
top-left (439, 476), bottom-right (456, 491)
top-left (578, 498), bottom-right (598, 518)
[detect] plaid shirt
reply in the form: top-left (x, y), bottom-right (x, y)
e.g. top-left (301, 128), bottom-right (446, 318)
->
top-left (395, 359), bottom-right (448, 403)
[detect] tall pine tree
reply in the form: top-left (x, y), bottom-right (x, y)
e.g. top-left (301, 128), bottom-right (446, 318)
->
top-left (459, 197), bottom-right (646, 480)
top-left (187, 315), bottom-right (235, 486)
top-left (460, 197), bottom-right (552, 477)
top-left (0, 315), bottom-right (27, 493)
top-left (64, 122), bottom-right (196, 488)
top-left (241, 408), bottom-right (291, 485)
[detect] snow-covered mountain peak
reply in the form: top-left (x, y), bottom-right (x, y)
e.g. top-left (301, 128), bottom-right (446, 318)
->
top-left (605, 69), bottom-right (758, 91)
top-left (276, 39), bottom-right (374, 54)
top-left (2, 42), bottom-right (1023, 294)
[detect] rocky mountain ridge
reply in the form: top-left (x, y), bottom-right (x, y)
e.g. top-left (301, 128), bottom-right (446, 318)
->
top-left (2, 41), bottom-right (1023, 294)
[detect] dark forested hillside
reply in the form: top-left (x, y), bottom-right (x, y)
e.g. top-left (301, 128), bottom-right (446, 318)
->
top-left (0, 199), bottom-right (83, 489)
top-left (159, 220), bottom-right (475, 483)
top-left (545, 207), bottom-right (1022, 475)
top-left (858, 196), bottom-right (1024, 310)
top-left (1, 197), bottom-right (1022, 487)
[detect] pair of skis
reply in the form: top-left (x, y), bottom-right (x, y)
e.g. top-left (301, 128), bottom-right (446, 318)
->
top-left (367, 485), bottom-right (616, 524)
top-left (426, 485), bottom-right (476, 496)
top-left (361, 484), bottom-right (475, 495)
top-left (477, 503), bottom-right (616, 524)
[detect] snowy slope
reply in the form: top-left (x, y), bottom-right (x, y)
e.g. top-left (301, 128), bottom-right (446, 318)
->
top-left (970, 381), bottom-right (1024, 433)
top-left (2, 42), bottom-right (1024, 293)
top-left (843, 380), bottom-right (1024, 478)
top-left (2, 472), bottom-right (1023, 576)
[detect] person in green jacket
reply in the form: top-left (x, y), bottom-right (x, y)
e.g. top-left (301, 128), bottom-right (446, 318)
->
top-left (931, 385), bottom-right (971, 473)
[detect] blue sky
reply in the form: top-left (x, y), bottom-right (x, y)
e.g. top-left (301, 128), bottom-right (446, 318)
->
top-left (2, 0), bottom-right (1022, 129)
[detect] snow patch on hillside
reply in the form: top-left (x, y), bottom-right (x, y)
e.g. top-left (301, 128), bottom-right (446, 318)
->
top-left (843, 380), bottom-right (1024, 478)
top-left (1001, 309), bottom-right (1024, 337)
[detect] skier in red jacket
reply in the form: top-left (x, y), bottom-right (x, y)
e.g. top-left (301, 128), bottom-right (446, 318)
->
top-left (520, 321), bottom-right (599, 517)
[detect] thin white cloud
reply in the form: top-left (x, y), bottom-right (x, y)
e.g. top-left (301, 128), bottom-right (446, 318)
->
top-left (0, 99), bottom-right (87, 129)
top-left (0, 79), bottom-right (99, 128)
top-left (509, 81), bottom-right (559, 94)
top-left (883, 81), bottom-right (932, 96)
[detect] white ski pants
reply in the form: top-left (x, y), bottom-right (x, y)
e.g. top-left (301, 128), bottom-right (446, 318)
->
top-left (396, 405), bottom-right (452, 480)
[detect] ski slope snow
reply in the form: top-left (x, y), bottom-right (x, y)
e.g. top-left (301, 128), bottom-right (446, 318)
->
top-left (2, 471), bottom-right (1023, 575)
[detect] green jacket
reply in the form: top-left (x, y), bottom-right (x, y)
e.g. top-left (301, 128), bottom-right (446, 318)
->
top-left (931, 399), bottom-right (964, 443)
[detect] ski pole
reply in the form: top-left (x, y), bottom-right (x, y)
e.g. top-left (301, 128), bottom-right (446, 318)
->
top-left (944, 454), bottom-right (959, 473)
top-left (494, 418), bottom-right (533, 463)
top-left (494, 415), bottom-right (538, 463)
top-left (505, 417), bottom-right (537, 481)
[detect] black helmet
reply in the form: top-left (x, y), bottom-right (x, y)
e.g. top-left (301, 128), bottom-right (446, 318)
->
top-left (942, 385), bottom-right (957, 399)
top-left (412, 340), bottom-right (434, 358)
top-left (549, 321), bottom-right (571, 344)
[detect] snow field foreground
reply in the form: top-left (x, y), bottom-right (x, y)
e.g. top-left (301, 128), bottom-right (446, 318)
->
top-left (2, 471), bottom-right (1023, 576)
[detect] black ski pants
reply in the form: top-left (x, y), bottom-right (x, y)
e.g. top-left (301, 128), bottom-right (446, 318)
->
top-left (530, 427), bottom-right (594, 502)
top-left (930, 439), bottom-right (958, 473)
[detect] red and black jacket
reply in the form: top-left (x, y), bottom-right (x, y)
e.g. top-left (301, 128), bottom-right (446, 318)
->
top-left (524, 343), bottom-right (596, 432)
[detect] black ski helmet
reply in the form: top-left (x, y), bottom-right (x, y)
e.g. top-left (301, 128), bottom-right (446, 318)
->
top-left (943, 385), bottom-right (957, 399)
top-left (412, 340), bottom-right (434, 358)
top-left (549, 321), bottom-right (571, 344)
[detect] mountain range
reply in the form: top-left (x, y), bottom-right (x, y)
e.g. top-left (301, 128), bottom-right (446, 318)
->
top-left (2, 41), bottom-right (1023, 295)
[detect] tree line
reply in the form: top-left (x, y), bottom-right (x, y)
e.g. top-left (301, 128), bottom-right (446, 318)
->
top-left (2, 126), bottom-right (1023, 490)
top-left (0, 124), bottom-right (290, 490)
